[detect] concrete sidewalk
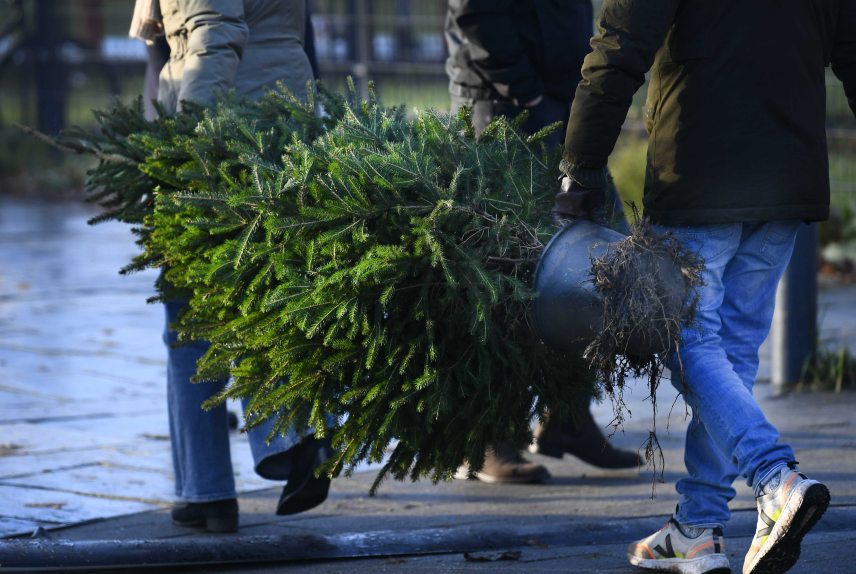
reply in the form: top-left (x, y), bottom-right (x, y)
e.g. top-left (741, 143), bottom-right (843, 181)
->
top-left (1, 198), bottom-right (855, 572)
top-left (2, 384), bottom-right (854, 573)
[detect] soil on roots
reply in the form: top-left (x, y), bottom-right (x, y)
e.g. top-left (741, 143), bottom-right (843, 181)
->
top-left (586, 217), bottom-right (704, 485)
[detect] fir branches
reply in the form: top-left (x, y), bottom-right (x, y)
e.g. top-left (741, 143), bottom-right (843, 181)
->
top-left (44, 83), bottom-right (596, 490)
top-left (49, 89), bottom-right (339, 274)
top-left (146, 86), bottom-right (595, 491)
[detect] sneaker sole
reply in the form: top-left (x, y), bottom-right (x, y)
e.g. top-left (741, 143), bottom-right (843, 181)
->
top-left (628, 552), bottom-right (731, 574)
top-left (744, 482), bottom-right (830, 574)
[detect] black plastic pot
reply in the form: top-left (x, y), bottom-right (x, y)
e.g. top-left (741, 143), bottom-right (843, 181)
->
top-left (532, 220), bottom-right (687, 358)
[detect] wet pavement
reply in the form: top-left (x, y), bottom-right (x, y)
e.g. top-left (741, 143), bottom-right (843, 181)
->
top-left (1, 197), bottom-right (855, 573)
top-left (0, 198), bottom-right (279, 538)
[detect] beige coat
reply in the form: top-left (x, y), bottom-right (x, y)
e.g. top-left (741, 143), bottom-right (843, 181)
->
top-left (156, 0), bottom-right (313, 113)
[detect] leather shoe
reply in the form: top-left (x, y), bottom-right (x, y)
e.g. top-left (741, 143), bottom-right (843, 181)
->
top-left (454, 444), bottom-right (551, 483)
top-left (530, 409), bottom-right (642, 469)
top-left (171, 498), bottom-right (238, 533)
top-left (276, 435), bottom-right (333, 515)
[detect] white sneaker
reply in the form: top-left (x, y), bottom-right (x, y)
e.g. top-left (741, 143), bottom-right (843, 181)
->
top-left (743, 463), bottom-right (830, 574)
top-left (628, 518), bottom-right (731, 574)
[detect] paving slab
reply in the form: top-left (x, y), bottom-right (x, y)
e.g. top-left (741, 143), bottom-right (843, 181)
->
top-left (1, 464), bottom-right (176, 504)
top-left (0, 484), bottom-right (159, 525)
top-left (0, 422), bottom-right (122, 454)
top-left (0, 395), bottom-right (164, 425)
top-left (0, 446), bottom-right (174, 480)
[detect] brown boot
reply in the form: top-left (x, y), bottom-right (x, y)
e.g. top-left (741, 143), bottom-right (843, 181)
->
top-left (530, 409), bottom-right (642, 469)
top-left (455, 444), bottom-right (551, 483)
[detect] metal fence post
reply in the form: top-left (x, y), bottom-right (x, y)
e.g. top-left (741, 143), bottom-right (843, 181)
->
top-left (770, 223), bottom-right (818, 393)
top-left (34, 0), bottom-right (67, 135)
top-left (352, 0), bottom-right (372, 99)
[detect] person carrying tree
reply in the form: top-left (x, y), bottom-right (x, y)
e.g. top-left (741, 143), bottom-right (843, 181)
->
top-left (129, 0), bottom-right (331, 533)
top-left (444, 0), bottom-right (641, 485)
top-left (554, 1), bottom-right (855, 572)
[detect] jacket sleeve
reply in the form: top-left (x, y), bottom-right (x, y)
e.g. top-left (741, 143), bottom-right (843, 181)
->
top-left (832, 0), bottom-right (856, 118)
top-left (562, 0), bottom-right (680, 170)
top-left (176, 0), bottom-right (249, 108)
top-left (451, 0), bottom-right (542, 105)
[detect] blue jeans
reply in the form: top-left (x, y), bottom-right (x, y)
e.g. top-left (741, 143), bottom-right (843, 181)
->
top-left (164, 299), bottom-right (303, 502)
top-left (657, 221), bottom-right (802, 529)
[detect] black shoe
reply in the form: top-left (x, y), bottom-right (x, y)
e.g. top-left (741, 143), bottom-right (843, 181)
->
top-left (276, 436), bottom-right (333, 516)
top-left (171, 499), bottom-right (239, 533)
top-left (530, 409), bottom-right (642, 469)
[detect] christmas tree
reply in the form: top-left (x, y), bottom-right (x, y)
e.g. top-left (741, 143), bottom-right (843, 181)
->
top-left (49, 84), bottom-right (596, 491)
top-left (147, 85), bottom-right (595, 491)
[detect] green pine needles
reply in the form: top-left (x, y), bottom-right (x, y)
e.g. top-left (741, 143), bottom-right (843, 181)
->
top-left (47, 83), bottom-right (596, 492)
top-left (49, 87), bottom-right (341, 274)
top-left (149, 85), bottom-right (594, 491)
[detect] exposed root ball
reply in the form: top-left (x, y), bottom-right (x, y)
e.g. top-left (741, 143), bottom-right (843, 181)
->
top-left (586, 217), bottom-right (703, 428)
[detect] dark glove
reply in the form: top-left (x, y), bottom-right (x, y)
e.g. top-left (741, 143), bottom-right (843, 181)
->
top-left (552, 168), bottom-right (608, 227)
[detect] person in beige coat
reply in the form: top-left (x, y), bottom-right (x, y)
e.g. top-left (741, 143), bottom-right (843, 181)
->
top-left (156, 0), bottom-right (314, 113)
top-left (131, 0), bottom-right (329, 533)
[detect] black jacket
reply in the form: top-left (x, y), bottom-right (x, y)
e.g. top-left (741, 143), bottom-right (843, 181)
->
top-left (444, 0), bottom-right (593, 105)
top-left (563, 0), bottom-right (856, 225)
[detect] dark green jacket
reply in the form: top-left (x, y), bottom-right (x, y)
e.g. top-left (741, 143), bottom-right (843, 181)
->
top-left (444, 0), bottom-right (594, 105)
top-left (158, 0), bottom-right (313, 113)
top-left (563, 0), bottom-right (856, 225)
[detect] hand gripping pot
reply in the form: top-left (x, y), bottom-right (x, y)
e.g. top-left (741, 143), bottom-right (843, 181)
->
top-left (532, 220), bottom-right (689, 358)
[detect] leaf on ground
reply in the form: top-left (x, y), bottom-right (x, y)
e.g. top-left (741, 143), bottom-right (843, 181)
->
top-left (463, 550), bottom-right (522, 562)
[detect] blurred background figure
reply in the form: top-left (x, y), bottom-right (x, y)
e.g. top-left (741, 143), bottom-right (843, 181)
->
top-left (443, 0), bottom-right (640, 484)
top-left (444, 0), bottom-right (591, 146)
